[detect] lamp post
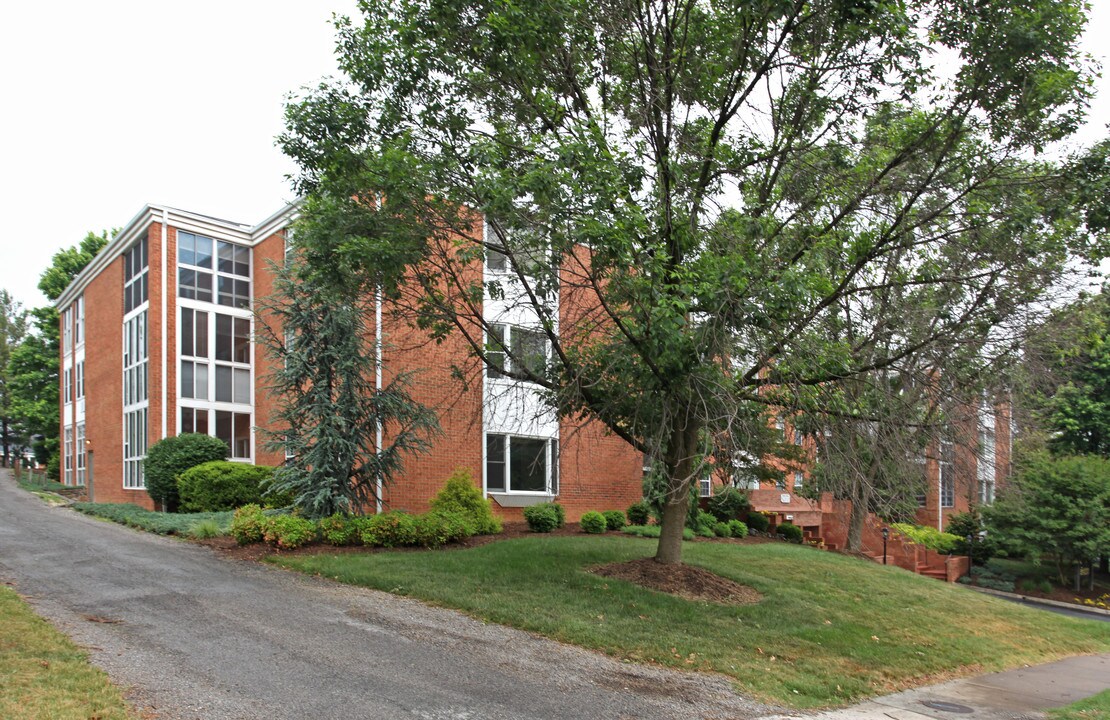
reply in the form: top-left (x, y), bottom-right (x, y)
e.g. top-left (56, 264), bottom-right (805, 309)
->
top-left (881, 527), bottom-right (889, 565)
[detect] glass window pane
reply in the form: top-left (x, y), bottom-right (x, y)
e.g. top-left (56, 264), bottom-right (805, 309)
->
top-left (487, 325), bottom-right (505, 378)
top-left (216, 411), bottom-right (232, 453)
top-left (235, 279), bottom-right (250, 308)
top-left (216, 315), bottom-right (232, 361)
top-left (235, 244), bottom-right (250, 276)
top-left (196, 408), bottom-right (209, 435)
top-left (509, 437), bottom-right (547, 492)
top-left (195, 236), bottom-right (213, 269)
top-left (233, 368), bottom-right (250, 404)
top-left (486, 434), bottom-right (505, 491)
top-left (182, 309), bottom-right (194, 356)
top-left (215, 365), bottom-right (232, 402)
top-left (195, 363), bottom-right (208, 400)
top-left (178, 232), bottom-right (195, 266)
top-left (181, 408), bottom-right (194, 434)
top-left (234, 318), bottom-right (250, 363)
top-left (233, 413), bottom-right (250, 459)
top-left (178, 269), bottom-right (195, 300)
top-left (196, 311), bottom-right (208, 358)
top-left (181, 362), bottom-right (194, 399)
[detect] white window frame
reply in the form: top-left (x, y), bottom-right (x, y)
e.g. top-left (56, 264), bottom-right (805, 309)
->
top-left (63, 426), bottom-right (74, 485)
top-left (484, 433), bottom-right (558, 495)
top-left (939, 439), bottom-right (955, 508)
top-left (793, 471), bottom-right (804, 489)
top-left (75, 422), bottom-right (86, 486)
top-left (74, 296), bottom-right (84, 347)
top-left (485, 323), bottom-right (549, 382)
top-left (122, 238), bottom-right (149, 490)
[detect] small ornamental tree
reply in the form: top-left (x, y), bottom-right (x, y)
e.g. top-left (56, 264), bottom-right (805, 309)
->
top-left (256, 250), bottom-right (439, 520)
top-left (144, 433), bottom-right (229, 512)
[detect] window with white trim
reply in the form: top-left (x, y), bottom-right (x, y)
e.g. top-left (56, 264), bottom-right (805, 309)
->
top-left (699, 474), bottom-right (712, 497)
top-left (75, 422), bottom-right (86, 486)
top-left (486, 323), bottom-right (548, 380)
top-left (74, 296), bottom-right (84, 347)
top-left (63, 426), bottom-right (73, 485)
top-left (178, 232), bottom-right (251, 308)
top-left (485, 434), bottom-right (558, 494)
top-left (122, 238), bottom-right (149, 489)
top-left (793, 471), bottom-right (804, 489)
top-left (774, 417), bottom-right (785, 442)
top-left (62, 306), bottom-right (73, 356)
top-left (75, 361), bottom-right (84, 401)
top-left (123, 313), bottom-right (148, 407)
top-left (215, 410), bottom-right (251, 459)
top-left (124, 237), bottom-right (148, 314)
top-left (63, 365), bottom-right (72, 404)
top-left (978, 402), bottom-right (996, 505)
top-left (124, 408), bottom-right (148, 489)
top-left (939, 439), bottom-right (955, 508)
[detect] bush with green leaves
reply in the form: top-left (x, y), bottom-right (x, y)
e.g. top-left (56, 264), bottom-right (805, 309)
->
top-left (892, 523), bottom-right (960, 554)
top-left (261, 514), bottom-right (318, 549)
top-left (728, 519), bottom-right (748, 537)
top-left (707, 486), bottom-right (751, 522)
top-left (712, 521), bottom-right (732, 538)
top-left (746, 511), bottom-right (770, 533)
top-left (318, 513), bottom-right (359, 546)
top-left (602, 510), bottom-right (626, 531)
top-left (176, 461), bottom-right (275, 513)
top-left (73, 502), bottom-right (232, 536)
top-left (429, 468), bottom-right (502, 535)
top-left (231, 504), bottom-right (267, 545)
top-left (621, 525), bottom-right (695, 541)
top-left (776, 522), bottom-right (803, 543)
top-left (414, 510), bottom-right (477, 547)
top-left (626, 501), bottom-right (651, 526)
top-left (357, 511), bottom-right (420, 547)
top-left (523, 503), bottom-right (562, 533)
top-left (579, 511), bottom-right (607, 534)
top-left (144, 433), bottom-right (229, 512)
top-left (188, 519), bottom-right (222, 539)
top-left (946, 510), bottom-right (998, 565)
top-left (693, 510), bottom-right (717, 537)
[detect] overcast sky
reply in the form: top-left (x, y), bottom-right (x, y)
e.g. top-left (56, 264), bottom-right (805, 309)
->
top-left (1, 1), bottom-right (1108, 312)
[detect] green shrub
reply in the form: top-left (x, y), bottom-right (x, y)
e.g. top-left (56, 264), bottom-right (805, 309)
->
top-left (416, 510), bottom-right (477, 547)
top-left (975, 577), bottom-right (1016, 593)
top-left (892, 523), bottom-right (960, 554)
top-left (1035, 579), bottom-right (1053, 594)
top-left (523, 503), bottom-right (562, 533)
top-left (602, 510), bottom-right (626, 531)
top-left (776, 522), bottom-right (803, 543)
top-left (550, 502), bottom-right (566, 528)
top-left (318, 513), bottom-right (358, 546)
top-left (188, 519), bottom-right (222, 539)
top-left (580, 511), bottom-right (607, 534)
top-left (231, 504), bottom-right (267, 545)
top-left (358, 511), bottom-right (420, 547)
top-left (713, 521), bottom-right (732, 538)
top-left (707, 486), bottom-right (751, 521)
top-left (693, 510), bottom-right (717, 537)
top-left (262, 514), bottom-right (317, 549)
top-left (177, 461), bottom-right (274, 513)
top-left (626, 501), bottom-right (651, 526)
top-left (429, 468), bottom-right (502, 535)
top-left (620, 525), bottom-right (696, 541)
top-left (728, 519), bottom-right (748, 537)
top-left (946, 511), bottom-right (998, 565)
top-left (144, 433), bottom-right (229, 512)
top-left (259, 474), bottom-right (296, 509)
top-left (746, 511), bottom-right (770, 533)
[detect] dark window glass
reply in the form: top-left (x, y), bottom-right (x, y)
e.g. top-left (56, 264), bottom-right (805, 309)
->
top-left (234, 318), bottom-right (250, 363)
top-left (486, 324), bottom-right (506, 378)
top-left (178, 232), bottom-right (195, 266)
top-left (195, 235), bottom-right (213, 269)
top-left (182, 309), bottom-right (194, 356)
top-left (512, 327), bottom-right (547, 377)
top-left (216, 315), bottom-right (232, 361)
top-left (215, 365), bottom-right (233, 402)
top-left (486, 434), bottom-right (505, 491)
top-left (509, 437), bottom-right (547, 492)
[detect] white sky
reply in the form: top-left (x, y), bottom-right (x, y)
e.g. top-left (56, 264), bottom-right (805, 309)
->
top-left (0, 1), bottom-right (1107, 312)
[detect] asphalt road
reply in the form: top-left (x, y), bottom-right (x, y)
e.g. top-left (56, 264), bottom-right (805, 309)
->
top-left (0, 472), bottom-right (777, 720)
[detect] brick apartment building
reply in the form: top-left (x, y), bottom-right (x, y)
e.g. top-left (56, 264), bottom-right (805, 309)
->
top-left (55, 201), bottom-right (1008, 529)
top-left (54, 202), bottom-right (642, 519)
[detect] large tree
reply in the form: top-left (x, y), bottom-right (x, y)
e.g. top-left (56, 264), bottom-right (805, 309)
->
top-left (281, 0), bottom-right (1100, 564)
top-left (0, 290), bottom-right (28, 467)
top-left (8, 231), bottom-right (110, 473)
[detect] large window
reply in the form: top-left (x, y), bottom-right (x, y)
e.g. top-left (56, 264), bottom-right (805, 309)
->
top-left (63, 365), bottom-right (72, 404)
top-left (75, 361), bottom-right (84, 401)
top-left (216, 411), bottom-right (251, 459)
top-left (180, 309), bottom-right (251, 404)
top-left (74, 296), bottom-right (84, 346)
top-left (124, 408), bottom-right (147, 489)
top-left (978, 402), bottom-right (997, 505)
top-left (75, 422), bottom-right (86, 486)
top-left (939, 439), bottom-right (955, 508)
top-left (63, 426), bottom-right (73, 485)
top-left (124, 238), bottom-right (148, 314)
top-left (486, 324), bottom-right (548, 380)
top-left (62, 306), bottom-right (73, 356)
top-left (123, 313), bottom-right (148, 407)
top-left (177, 232), bottom-right (250, 308)
top-left (486, 434), bottom-right (558, 494)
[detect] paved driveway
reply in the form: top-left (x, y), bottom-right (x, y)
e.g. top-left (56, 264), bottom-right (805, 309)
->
top-left (0, 472), bottom-right (775, 720)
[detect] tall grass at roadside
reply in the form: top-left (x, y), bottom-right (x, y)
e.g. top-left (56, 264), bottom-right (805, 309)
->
top-left (0, 586), bottom-right (134, 720)
top-left (273, 535), bottom-right (1110, 709)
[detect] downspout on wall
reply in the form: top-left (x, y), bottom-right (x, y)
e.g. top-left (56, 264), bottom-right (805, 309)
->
top-left (375, 285), bottom-right (383, 514)
top-left (161, 208), bottom-right (168, 441)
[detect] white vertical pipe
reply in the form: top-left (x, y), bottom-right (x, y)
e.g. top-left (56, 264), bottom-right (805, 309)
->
top-left (375, 285), bottom-right (383, 514)
top-left (161, 209), bottom-right (168, 440)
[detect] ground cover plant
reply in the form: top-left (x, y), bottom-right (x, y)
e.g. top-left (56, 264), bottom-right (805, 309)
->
top-left (272, 536), bottom-right (1110, 709)
top-left (73, 502), bottom-right (233, 536)
top-left (0, 586), bottom-right (134, 720)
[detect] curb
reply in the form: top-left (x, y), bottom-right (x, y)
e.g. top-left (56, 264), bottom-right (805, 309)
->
top-left (966, 584), bottom-right (1110, 617)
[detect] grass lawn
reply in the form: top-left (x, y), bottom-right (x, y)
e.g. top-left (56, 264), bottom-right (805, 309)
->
top-left (1049, 689), bottom-right (1110, 720)
top-left (0, 586), bottom-right (134, 720)
top-left (272, 535), bottom-right (1110, 709)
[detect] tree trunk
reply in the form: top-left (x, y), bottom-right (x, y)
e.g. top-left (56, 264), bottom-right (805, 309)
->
top-left (654, 415), bottom-right (701, 565)
top-left (846, 481), bottom-right (870, 553)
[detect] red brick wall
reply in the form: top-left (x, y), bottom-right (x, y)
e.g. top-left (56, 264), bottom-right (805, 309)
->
top-left (251, 231), bottom-right (286, 469)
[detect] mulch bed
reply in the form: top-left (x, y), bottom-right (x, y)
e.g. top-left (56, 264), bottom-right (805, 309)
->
top-left (591, 557), bottom-right (763, 606)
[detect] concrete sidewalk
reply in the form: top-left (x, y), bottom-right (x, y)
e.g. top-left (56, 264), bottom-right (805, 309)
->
top-left (765, 653), bottom-right (1109, 719)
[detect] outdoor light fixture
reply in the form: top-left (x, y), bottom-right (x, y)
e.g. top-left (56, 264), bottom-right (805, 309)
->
top-left (881, 527), bottom-right (890, 565)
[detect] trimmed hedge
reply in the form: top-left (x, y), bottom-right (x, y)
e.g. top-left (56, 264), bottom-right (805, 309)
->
top-left (144, 434), bottom-right (228, 512)
top-left (776, 522), bottom-right (804, 543)
top-left (602, 510), bottom-right (626, 531)
top-left (523, 502), bottom-right (565, 533)
top-left (429, 469), bottom-right (502, 535)
top-left (626, 501), bottom-right (651, 526)
top-left (706, 486), bottom-right (751, 521)
top-left (580, 511), bottom-right (607, 534)
top-left (177, 461), bottom-right (275, 513)
top-left (892, 523), bottom-right (960, 554)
